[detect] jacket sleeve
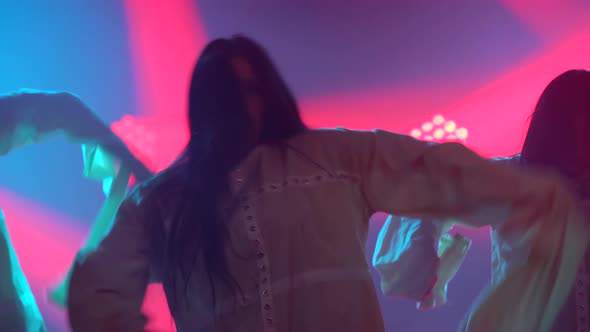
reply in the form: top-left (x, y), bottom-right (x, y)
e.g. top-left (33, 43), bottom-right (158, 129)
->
top-left (372, 214), bottom-right (471, 309)
top-left (371, 215), bottom-right (440, 301)
top-left (354, 130), bottom-right (588, 331)
top-left (67, 193), bottom-right (153, 332)
top-left (370, 153), bottom-right (519, 307)
top-left (0, 89), bottom-right (152, 180)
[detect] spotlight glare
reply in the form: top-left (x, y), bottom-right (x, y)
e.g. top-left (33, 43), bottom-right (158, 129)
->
top-left (456, 128), bottom-right (468, 140)
top-left (421, 122), bottom-right (433, 132)
top-left (434, 128), bottom-right (444, 139)
top-left (433, 114), bottom-right (445, 125)
top-left (410, 129), bottom-right (422, 138)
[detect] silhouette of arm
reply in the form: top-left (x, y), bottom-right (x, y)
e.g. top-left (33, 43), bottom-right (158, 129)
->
top-left (0, 89), bottom-right (152, 181)
top-left (353, 130), bottom-right (586, 330)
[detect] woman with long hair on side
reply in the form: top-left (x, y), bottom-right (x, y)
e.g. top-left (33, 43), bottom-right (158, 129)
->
top-left (373, 69), bottom-right (590, 331)
top-left (67, 37), bottom-right (588, 332)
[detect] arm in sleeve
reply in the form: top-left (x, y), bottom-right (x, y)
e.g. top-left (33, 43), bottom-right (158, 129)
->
top-left (369, 149), bottom-right (517, 307)
top-left (51, 92), bottom-right (153, 181)
top-left (0, 89), bottom-right (83, 138)
top-left (0, 89), bottom-right (152, 181)
top-left (67, 193), bottom-right (154, 332)
top-left (372, 215), bottom-right (441, 301)
top-left (354, 130), bottom-right (589, 331)
top-left (372, 214), bottom-right (471, 309)
top-left (357, 130), bottom-right (520, 221)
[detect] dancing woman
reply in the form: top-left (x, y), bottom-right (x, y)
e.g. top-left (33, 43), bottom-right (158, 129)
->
top-left (67, 37), bottom-right (587, 332)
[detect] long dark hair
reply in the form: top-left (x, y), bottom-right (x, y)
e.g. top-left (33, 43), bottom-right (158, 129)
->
top-left (163, 35), bottom-right (307, 311)
top-left (521, 69), bottom-right (590, 172)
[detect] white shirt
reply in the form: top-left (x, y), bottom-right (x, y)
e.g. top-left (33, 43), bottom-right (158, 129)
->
top-left (66, 129), bottom-right (588, 332)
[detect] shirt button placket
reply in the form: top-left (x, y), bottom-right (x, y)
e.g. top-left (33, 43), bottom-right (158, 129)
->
top-left (239, 182), bottom-right (276, 331)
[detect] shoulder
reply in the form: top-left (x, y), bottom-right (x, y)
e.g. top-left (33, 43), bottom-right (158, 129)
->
top-left (297, 127), bottom-right (401, 137)
top-left (286, 128), bottom-right (374, 158)
top-left (292, 128), bottom-right (441, 159)
top-left (292, 128), bottom-right (413, 148)
top-left (293, 127), bottom-right (359, 140)
top-left (286, 128), bottom-right (431, 170)
top-left (490, 154), bottom-right (521, 166)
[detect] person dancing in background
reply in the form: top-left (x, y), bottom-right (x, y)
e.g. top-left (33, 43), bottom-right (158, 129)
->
top-left (0, 89), bottom-right (153, 331)
top-left (67, 36), bottom-right (587, 332)
top-left (373, 69), bottom-right (590, 331)
top-left (0, 209), bottom-right (46, 332)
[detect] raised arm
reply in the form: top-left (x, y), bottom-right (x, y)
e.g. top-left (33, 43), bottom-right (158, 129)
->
top-left (371, 154), bottom-right (519, 307)
top-left (350, 130), bottom-right (588, 331)
top-left (0, 89), bottom-right (152, 181)
top-left (356, 130), bottom-right (518, 222)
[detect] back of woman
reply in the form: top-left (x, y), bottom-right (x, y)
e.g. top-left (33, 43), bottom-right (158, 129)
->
top-left (142, 128), bottom-right (386, 331)
top-left (66, 35), bottom-right (391, 331)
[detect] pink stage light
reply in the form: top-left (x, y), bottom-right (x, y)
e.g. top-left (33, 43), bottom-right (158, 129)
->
top-left (111, 114), bottom-right (188, 173)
